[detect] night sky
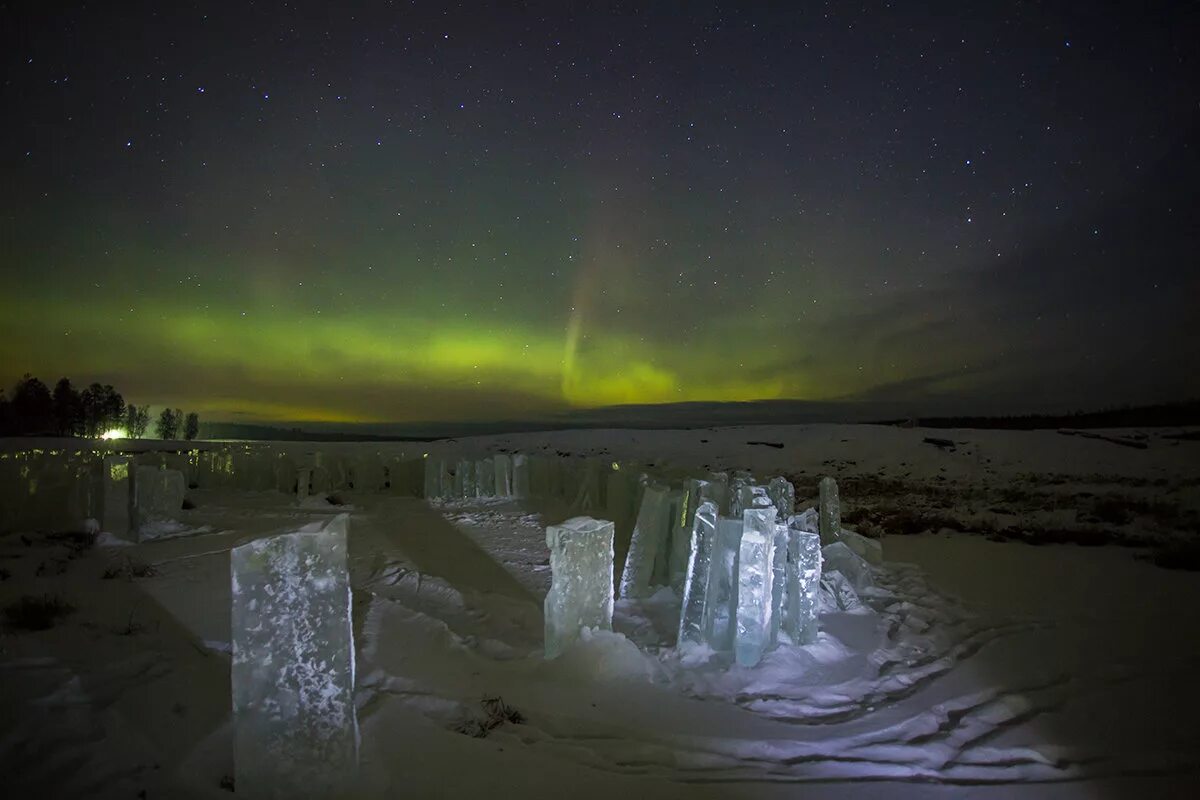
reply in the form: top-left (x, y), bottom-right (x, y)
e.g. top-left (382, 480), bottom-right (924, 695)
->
top-left (2, 2), bottom-right (1196, 426)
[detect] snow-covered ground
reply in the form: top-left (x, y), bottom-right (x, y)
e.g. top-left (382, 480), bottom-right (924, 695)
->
top-left (1, 424), bottom-right (1198, 798)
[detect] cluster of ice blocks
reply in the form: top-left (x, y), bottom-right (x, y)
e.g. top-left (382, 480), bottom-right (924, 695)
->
top-left (536, 466), bottom-right (877, 668)
top-left (610, 472), bottom-right (876, 667)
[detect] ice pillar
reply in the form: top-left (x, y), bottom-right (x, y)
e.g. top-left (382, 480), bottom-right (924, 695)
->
top-left (493, 454), bottom-right (512, 496)
top-left (785, 523), bottom-right (822, 645)
top-left (767, 476), bottom-right (795, 521)
top-left (102, 456), bottom-right (135, 540)
top-left (544, 516), bottom-right (615, 658)
top-left (818, 476), bottom-right (841, 545)
top-left (735, 507), bottom-right (776, 667)
top-left (677, 500), bottom-right (718, 648)
top-left (618, 482), bottom-right (670, 599)
top-left (512, 454), bottom-right (530, 499)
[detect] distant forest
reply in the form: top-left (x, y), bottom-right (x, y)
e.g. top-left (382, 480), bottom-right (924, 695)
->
top-left (878, 400), bottom-right (1200, 431)
top-left (0, 374), bottom-right (201, 440)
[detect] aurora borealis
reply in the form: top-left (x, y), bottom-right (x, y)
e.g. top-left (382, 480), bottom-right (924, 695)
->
top-left (2, 3), bottom-right (1197, 428)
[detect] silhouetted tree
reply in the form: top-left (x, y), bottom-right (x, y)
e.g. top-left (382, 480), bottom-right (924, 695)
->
top-left (184, 411), bottom-right (200, 441)
top-left (125, 404), bottom-right (151, 438)
top-left (80, 383), bottom-right (125, 437)
top-left (156, 407), bottom-right (179, 439)
top-left (51, 377), bottom-right (83, 436)
top-left (0, 391), bottom-right (11, 435)
top-left (11, 374), bottom-right (53, 434)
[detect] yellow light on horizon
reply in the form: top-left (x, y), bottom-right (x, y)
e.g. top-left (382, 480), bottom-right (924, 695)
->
top-left (101, 429), bottom-right (127, 440)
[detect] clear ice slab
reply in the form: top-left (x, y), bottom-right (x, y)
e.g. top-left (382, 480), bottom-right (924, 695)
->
top-left (704, 517), bottom-right (744, 650)
top-left (785, 526), bottom-right (822, 644)
top-left (475, 457), bottom-right (495, 497)
top-left (734, 507), bottom-right (776, 667)
top-left (619, 482), bottom-right (671, 599)
top-left (101, 456), bottom-right (134, 540)
top-left (677, 500), bottom-right (718, 648)
top-left (135, 466), bottom-right (185, 522)
top-left (455, 459), bottom-right (475, 498)
top-left (493, 454), bottom-right (512, 496)
top-left (767, 476), bottom-right (795, 520)
top-left (818, 476), bottom-right (842, 545)
top-left (841, 528), bottom-right (883, 565)
top-left (512, 454), bottom-right (530, 498)
top-left (544, 516), bottom-right (615, 659)
top-left (822, 541), bottom-right (874, 593)
top-left (230, 514), bottom-right (358, 799)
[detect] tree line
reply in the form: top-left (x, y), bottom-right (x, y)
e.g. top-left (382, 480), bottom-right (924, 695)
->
top-left (0, 374), bottom-right (201, 440)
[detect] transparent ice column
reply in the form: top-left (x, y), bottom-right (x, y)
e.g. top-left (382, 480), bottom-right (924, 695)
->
top-left (735, 506), bottom-right (776, 667)
top-left (296, 467), bottom-right (312, 501)
top-left (785, 525), bottom-right (822, 644)
top-left (102, 455), bottom-right (134, 540)
top-left (704, 517), bottom-right (744, 650)
top-left (544, 516), bottom-right (615, 658)
top-left (493, 454), bottom-right (512, 496)
top-left (767, 476), bottom-right (795, 520)
top-left (230, 514), bottom-right (358, 799)
top-left (135, 466), bottom-right (185, 522)
top-left (819, 476), bottom-right (842, 545)
top-left (422, 457), bottom-right (440, 499)
top-left (475, 457), bottom-right (495, 497)
top-left (822, 541), bottom-right (874, 592)
top-left (455, 459), bottom-right (475, 498)
top-left (677, 500), bottom-right (718, 648)
top-left (663, 487), bottom-right (689, 590)
top-left (618, 482), bottom-right (670, 599)
top-left (512, 454), bottom-right (530, 499)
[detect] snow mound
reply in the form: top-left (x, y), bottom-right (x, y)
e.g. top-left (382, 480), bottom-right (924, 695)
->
top-left (542, 627), bottom-right (659, 684)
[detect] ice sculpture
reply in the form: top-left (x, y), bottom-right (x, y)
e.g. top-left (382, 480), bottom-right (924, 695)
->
top-left (822, 541), bottom-right (873, 592)
top-left (544, 516), bottom-right (615, 659)
top-left (677, 500), bottom-right (718, 648)
top-left (135, 466), bottom-right (185, 521)
top-left (619, 482), bottom-right (670, 599)
top-left (230, 514), bottom-right (358, 799)
top-left (734, 507), bottom-right (776, 667)
top-left (767, 476), bottom-right (795, 520)
top-left (818, 476), bottom-right (842, 545)
top-left (493, 454), bottom-right (512, 496)
top-left (785, 526), bottom-right (822, 644)
top-left (101, 455), bottom-right (134, 540)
